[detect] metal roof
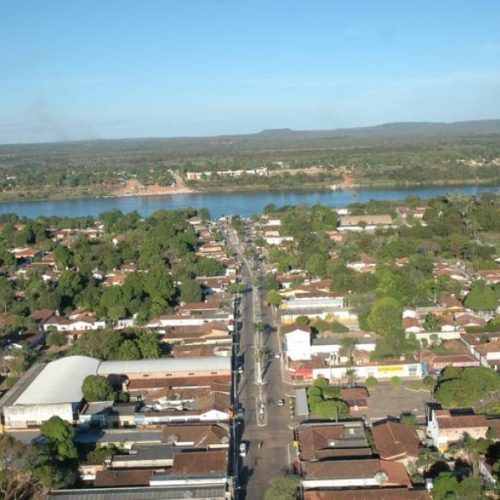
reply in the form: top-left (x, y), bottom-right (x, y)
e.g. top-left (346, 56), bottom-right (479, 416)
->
top-left (14, 356), bottom-right (100, 406)
top-left (48, 485), bottom-right (227, 499)
top-left (98, 356), bottom-right (231, 375)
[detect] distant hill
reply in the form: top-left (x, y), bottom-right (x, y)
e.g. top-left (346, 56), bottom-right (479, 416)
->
top-left (245, 120), bottom-right (500, 140)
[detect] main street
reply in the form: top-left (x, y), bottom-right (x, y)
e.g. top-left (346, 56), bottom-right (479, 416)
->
top-left (226, 224), bottom-right (293, 500)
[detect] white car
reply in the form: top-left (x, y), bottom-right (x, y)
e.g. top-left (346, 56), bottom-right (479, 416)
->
top-left (239, 442), bottom-right (247, 457)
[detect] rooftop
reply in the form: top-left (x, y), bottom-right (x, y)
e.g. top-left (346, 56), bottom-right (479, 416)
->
top-left (14, 355), bottom-right (100, 406)
top-left (98, 356), bottom-right (231, 375)
top-left (372, 421), bottom-right (420, 460)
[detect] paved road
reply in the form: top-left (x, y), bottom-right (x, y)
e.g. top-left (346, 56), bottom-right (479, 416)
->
top-left (227, 227), bottom-right (293, 500)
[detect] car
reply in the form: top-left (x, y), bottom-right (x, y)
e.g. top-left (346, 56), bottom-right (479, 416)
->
top-left (237, 366), bottom-right (243, 374)
top-left (277, 398), bottom-right (285, 406)
top-left (236, 407), bottom-right (245, 418)
top-left (274, 353), bottom-right (280, 359)
top-left (239, 442), bottom-right (247, 457)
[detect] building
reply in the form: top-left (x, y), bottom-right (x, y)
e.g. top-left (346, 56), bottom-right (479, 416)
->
top-left (1, 355), bottom-right (231, 429)
top-left (372, 421), bottom-right (420, 463)
top-left (427, 408), bottom-right (489, 451)
top-left (303, 488), bottom-right (430, 499)
top-left (296, 422), bottom-right (371, 462)
top-left (301, 458), bottom-right (411, 490)
top-left (338, 214), bottom-right (395, 232)
top-left (2, 356), bottom-right (100, 428)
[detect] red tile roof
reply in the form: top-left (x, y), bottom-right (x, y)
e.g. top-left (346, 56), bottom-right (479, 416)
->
top-left (372, 421), bottom-right (419, 460)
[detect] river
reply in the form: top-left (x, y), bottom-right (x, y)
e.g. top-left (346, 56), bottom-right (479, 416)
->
top-left (0, 185), bottom-right (498, 219)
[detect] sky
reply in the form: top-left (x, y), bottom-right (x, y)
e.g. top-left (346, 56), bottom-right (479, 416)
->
top-left (1, 0), bottom-right (500, 144)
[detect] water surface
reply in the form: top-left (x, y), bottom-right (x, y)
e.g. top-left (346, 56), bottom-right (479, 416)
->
top-left (0, 184), bottom-right (497, 219)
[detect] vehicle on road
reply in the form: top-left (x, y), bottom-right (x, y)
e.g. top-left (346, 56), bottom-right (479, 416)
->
top-left (238, 366), bottom-right (243, 374)
top-left (277, 398), bottom-right (285, 406)
top-left (239, 442), bottom-right (247, 457)
top-left (274, 353), bottom-right (280, 359)
top-left (236, 407), bottom-right (245, 418)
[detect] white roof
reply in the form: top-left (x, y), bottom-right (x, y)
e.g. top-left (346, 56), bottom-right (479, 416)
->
top-left (15, 356), bottom-right (100, 406)
top-left (98, 356), bottom-right (231, 375)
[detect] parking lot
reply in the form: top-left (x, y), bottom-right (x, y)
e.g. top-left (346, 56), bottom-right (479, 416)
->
top-left (350, 383), bottom-right (432, 423)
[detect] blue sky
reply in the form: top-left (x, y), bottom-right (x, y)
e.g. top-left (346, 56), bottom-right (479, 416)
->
top-left (1, 0), bottom-right (500, 144)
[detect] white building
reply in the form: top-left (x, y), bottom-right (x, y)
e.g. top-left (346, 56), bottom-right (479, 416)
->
top-left (3, 356), bottom-right (101, 428)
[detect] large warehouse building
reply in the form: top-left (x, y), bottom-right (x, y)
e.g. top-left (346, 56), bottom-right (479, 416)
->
top-left (1, 355), bottom-right (231, 429)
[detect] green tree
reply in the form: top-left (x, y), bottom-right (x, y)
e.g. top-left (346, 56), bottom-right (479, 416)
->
top-left (435, 367), bottom-right (500, 408)
top-left (0, 435), bottom-right (40, 499)
top-left (136, 331), bottom-right (161, 358)
top-left (40, 416), bottom-right (78, 461)
top-left (367, 297), bottom-right (402, 336)
top-left (116, 339), bottom-right (141, 360)
top-left (46, 329), bottom-right (66, 347)
top-left (180, 278), bottom-right (203, 303)
top-left (267, 290), bottom-right (282, 307)
top-left (264, 475), bottom-right (300, 500)
top-left (465, 280), bottom-right (498, 311)
top-left (82, 375), bottom-right (115, 402)
top-left (70, 329), bottom-right (123, 359)
top-left (53, 245), bottom-right (74, 270)
top-left (431, 472), bottom-right (483, 500)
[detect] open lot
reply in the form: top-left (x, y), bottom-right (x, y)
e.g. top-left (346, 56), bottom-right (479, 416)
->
top-left (350, 383), bottom-right (432, 424)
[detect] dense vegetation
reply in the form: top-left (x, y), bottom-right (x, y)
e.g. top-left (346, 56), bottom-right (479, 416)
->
top-left (0, 122), bottom-right (499, 201)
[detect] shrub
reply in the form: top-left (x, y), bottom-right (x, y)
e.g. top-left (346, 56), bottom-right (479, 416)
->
top-left (365, 376), bottom-right (378, 387)
top-left (423, 375), bottom-right (435, 390)
top-left (314, 377), bottom-right (329, 388)
top-left (400, 413), bottom-right (417, 426)
top-left (46, 330), bottom-right (66, 347)
top-left (390, 376), bottom-right (402, 386)
top-left (296, 315), bottom-right (310, 325)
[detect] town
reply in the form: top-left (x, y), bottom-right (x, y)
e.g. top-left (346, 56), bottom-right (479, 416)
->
top-left (0, 193), bottom-right (498, 499)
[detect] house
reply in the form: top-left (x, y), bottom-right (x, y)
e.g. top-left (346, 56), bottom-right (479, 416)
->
top-left (42, 313), bottom-right (106, 336)
top-left (421, 352), bottom-right (479, 374)
top-left (149, 449), bottom-right (228, 487)
top-left (403, 317), bottom-right (424, 335)
top-left (427, 408), bottom-right (489, 451)
top-left (288, 357), bottom-right (422, 384)
top-left (455, 312), bottom-right (487, 329)
top-left (372, 421), bottom-right (420, 463)
top-left (473, 340), bottom-right (500, 370)
top-left (338, 214), bottom-right (395, 232)
top-left (346, 254), bottom-right (377, 273)
top-left (101, 272), bottom-right (127, 287)
top-left (340, 387), bottom-right (369, 411)
top-left (301, 458), bottom-right (411, 490)
top-left (438, 295), bottom-right (464, 314)
top-left (263, 231), bottom-right (294, 246)
top-left (476, 269), bottom-right (500, 285)
top-left (161, 423), bottom-right (229, 448)
top-left (283, 324), bottom-right (311, 361)
top-left (303, 488), bottom-right (430, 499)
top-left (296, 422), bottom-right (370, 462)
top-left (396, 206), bottom-right (427, 220)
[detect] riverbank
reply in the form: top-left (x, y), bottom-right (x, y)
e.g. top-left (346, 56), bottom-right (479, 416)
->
top-left (0, 176), bottom-right (497, 205)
